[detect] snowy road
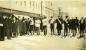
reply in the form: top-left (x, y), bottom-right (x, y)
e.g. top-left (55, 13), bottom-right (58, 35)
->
top-left (0, 35), bottom-right (85, 50)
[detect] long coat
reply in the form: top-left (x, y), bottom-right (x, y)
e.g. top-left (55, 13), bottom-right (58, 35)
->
top-left (21, 20), bottom-right (26, 34)
top-left (80, 19), bottom-right (85, 31)
top-left (5, 18), bottom-right (12, 37)
top-left (0, 17), bottom-right (4, 41)
top-left (63, 20), bottom-right (69, 29)
top-left (12, 21), bottom-right (18, 33)
top-left (55, 19), bottom-right (62, 30)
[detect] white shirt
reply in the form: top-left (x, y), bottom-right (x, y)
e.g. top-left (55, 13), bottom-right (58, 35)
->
top-left (35, 20), bottom-right (41, 27)
top-left (30, 19), bottom-right (34, 25)
top-left (50, 19), bottom-right (54, 24)
top-left (0, 23), bottom-right (3, 27)
top-left (30, 20), bottom-right (34, 25)
top-left (43, 18), bottom-right (47, 26)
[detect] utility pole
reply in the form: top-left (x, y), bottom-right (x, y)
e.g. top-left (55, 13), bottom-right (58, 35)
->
top-left (41, 1), bottom-right (43, 17)
top-left (9, 0), bottom-right (13, 20)
top-left (58, 7), bottom-right (61, 17)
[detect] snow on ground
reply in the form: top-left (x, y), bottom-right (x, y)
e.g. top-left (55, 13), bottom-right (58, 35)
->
top-left (0, 35), bottom-right (85, 50)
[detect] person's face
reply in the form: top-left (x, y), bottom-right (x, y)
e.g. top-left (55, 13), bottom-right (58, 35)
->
top-left (28, 18), bottom-right (29, 20)
top-left (76, 17), bottom-right (77, 19)
top-left (9, 17), bottom-right (11, 19)
top-left (13, 17), bottom-right (16, 21)
top-left (22, 17), bottom-right (24, 19)
top-left (3, 16), bottom-right (6, 19)
top-left (81, 17), bottom-right (83, 19)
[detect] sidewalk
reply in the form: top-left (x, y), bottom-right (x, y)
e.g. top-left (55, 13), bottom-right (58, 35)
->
top-left (0, 35), bottom-right (85, 50)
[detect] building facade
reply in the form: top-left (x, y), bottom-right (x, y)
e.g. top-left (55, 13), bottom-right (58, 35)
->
top-left (0, 0), bottom-right (58, 19)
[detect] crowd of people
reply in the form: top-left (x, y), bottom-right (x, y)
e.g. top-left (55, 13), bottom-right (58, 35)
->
top-left (49, 16), bottom-right (86, 39)
top-left (0, 14), bottom-right (86, 41)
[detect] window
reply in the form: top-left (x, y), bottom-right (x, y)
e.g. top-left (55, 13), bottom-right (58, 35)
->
top-left (30, 1), bottom-right (31, 7)
top-left (20, 1), bottom-right (22, 6)
top-left (16, 1), bottom-right (17, 5)
top-left (36, 2), bottom-right (37, 9)
top-left (33, 1), bottom-right (34, 8)
top-left (24, 1), bottom-right (26, 6)
top-left (51, 2), bottom-right (52, 6)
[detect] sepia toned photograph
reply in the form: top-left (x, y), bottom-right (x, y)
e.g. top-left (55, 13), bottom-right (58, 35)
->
top-left (0, 0), bottom-right (86, 50)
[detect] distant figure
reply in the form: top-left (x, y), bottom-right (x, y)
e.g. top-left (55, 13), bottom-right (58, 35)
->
top-left (12, 17), bottom-right (18, 38)
top-left (25, 18), bottom-right (30, 35)
top-left (0, 16), bottom-right (4, 41)
top-left (35, 18), bottom-right (41, 35)
top-left (49, 16), bottom-right (55, 35)
top-left (42, 17), bottom-right (47, 36)
top-left (63, 16), bottom-right (69, 37)
top-left (55, 17), bottom-right (62, 35)
top-left (40, 18), bottom-right (43, 32)
top-left (75, 17), bottom-right (79, 34)
top-left (68, 18), bottom-right (72, 34)
top-left (29, 17), bottom-right (34, 35)
top-left (79, 17), bottom-right (85, 38)
top-left (70, 17), bottom-right (76, 37)
top-left (20, 17), bottom-right (26, 36)
top-left (6, 17), bottom-right (12, 40)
